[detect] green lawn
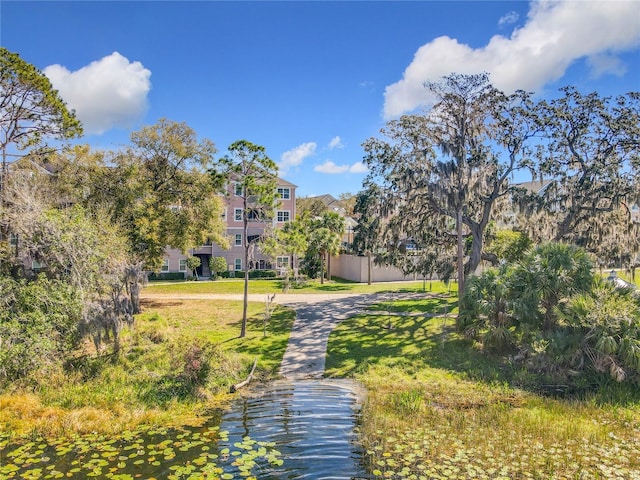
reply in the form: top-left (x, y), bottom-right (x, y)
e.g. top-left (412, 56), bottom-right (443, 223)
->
top-left (617, 269), bottom-right (640, 287)
top-left (325, 292), bottom-right (640, 479)
top-left (145, 277), bottom-right (456, 295)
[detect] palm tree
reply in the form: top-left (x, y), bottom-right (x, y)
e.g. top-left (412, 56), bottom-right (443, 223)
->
top-left (304, 211), bottom-right (344, 284)
top-left (309, 227), bottom-right (341, 284)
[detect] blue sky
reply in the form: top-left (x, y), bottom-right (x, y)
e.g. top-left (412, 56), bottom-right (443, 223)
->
top-left (2, 1), bottom-right (639, 197)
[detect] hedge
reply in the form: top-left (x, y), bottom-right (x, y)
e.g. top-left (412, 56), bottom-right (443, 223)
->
top-left (219, 270), bottom-right (278, 279)
top-left (148, 272), bottom-right (186, 281)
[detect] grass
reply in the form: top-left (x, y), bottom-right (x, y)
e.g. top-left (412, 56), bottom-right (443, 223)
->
top-left (0, 298), bottom-right (295, 439)
top-left (617, 269), bottom-right (639, 287)
top-left (145, 277), bottom-right (455, 296)
top-left (325, 293), bottom-right (640, 479)
top-left (598, 268), bottom-right (639, 287)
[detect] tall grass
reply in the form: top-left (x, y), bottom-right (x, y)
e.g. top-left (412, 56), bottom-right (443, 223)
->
top-left (1, 299), bottom-right (295, 438)
top-left (325, 293), bottom-right (640, 479)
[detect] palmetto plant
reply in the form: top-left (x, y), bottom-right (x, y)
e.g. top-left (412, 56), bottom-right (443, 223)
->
top-left (510, 242), bottom-right (593, 331)
top-left (458, 265), bottom-right (515, 352)
top-left (558, 279), bottom-right (640, 382)
top-left (458, 242), bottom-right (640, 384)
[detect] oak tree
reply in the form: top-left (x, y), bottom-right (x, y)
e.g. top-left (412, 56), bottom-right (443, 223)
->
top-left (518, 88), bottom-right (640, 268)
top-left (363, 73), bottom-right (538, 292)
top-left (104, 119), bottom-right (228, 271)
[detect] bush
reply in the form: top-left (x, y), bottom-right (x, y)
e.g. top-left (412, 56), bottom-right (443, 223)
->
top-left (169, 339), bottom-right (243, 395)
top-left (209, 256), bottom-right (228, 280)
top-left (219, 269), bottom-right (277, 279)
top-left (0, 277), bottom-right (83, 385)
top-left (249, 269), bottom-right (277, 279)
top-left (148, 272), bottom-right (186, 281)
top-left (459, 242), bottom-right (639, 385)
top-left (176, 343), bottom-right (215, 386)
top-left (558, 280), bottom-right (640, 383)
top-left (219, 270), bottom-right (240, 278)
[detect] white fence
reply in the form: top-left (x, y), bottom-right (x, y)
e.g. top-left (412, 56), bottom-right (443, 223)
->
top-left (329, 254), bottom-right (428, 283)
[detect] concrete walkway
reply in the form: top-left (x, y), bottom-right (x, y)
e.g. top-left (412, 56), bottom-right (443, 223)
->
top-left (141, 291), bottom-right (425, 379)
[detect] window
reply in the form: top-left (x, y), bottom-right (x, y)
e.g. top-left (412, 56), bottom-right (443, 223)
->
top-left (247, 209), bottom-right (261, 221)
top-left (161, 259), bottom-right (170, 272)
top-left (179, 259), bottom-right (187, 272)
top-left (234, 258), bottom-right (242, 271)
top-left (32, 259), bottom-right (43, 271)
top-left (235, 234), bottom-right (242, 246)
top-left (9, 232), bottom-right (18, 246)
top-left (234, 208), bottom-right (243, 221)
top-left (276, 210), bottom-right (290, 222)
top-left (247, 234), bottom-right (261, 244)
top-left (276, 256), bottom-right (290, 269)
top-left (277, 187), bottom-right (290, 200)
top-left (234, 182), bottom-right (243, 196)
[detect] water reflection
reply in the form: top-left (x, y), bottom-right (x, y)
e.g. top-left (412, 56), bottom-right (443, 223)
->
top-left (218, 379), bottom-right (369, 479)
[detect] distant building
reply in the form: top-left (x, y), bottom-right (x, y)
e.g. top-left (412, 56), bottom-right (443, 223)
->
top-left (304, 194), bottom-right (358, 247)
top-left (163, 178), bottom-right (297, 278)
top-left (307, 194), bottom-right (348, 215)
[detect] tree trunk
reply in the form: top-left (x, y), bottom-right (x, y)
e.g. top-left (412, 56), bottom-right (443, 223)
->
top-left (467, 226), bottom-right (484, 277)
top-left (327, 252), bottom-right (332, 282)
top-left (367, 253), bottom-right (372, 285)
top-left (241, 215), bottom-right (249, 338)
top-left (129, 279), bottom-right (141, 315)
top-left (456, 208), bottom-right (465, 294)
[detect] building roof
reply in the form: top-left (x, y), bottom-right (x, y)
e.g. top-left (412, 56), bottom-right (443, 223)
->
top-left (307, 194), bottom-right (344, 210)
top-left (277, 177), bottom-right (298, 188)
top-left (514, 179), bottom-right (552, 194)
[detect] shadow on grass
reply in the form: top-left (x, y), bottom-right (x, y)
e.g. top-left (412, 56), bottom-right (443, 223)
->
top-left (140, 299), bottom-right (184, 309)
top-left (223, 307), bottom-right (296, 375)
top-left (315, 284), bottom-right (352, 292)
top-left (368, 297), bottom-right (457, 314)
top-left (326, 302), bottom-right (640, 406)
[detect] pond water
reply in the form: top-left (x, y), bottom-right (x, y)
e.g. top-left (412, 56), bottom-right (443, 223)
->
top-left (218, 379), bottom-right (368, 479)
top-left (0, 379), bottom-right (369, 479)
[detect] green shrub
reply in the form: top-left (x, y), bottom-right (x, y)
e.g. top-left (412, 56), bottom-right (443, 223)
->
top-left (219, 269), bottom-right (277, 279)
top-left (209, 256), bottom-right (228, 279)
top-left (249, 269), bottom-right (277, 279)
top-left (0, 277), bottom-right (83, 384)
top-left (459, 242), bottom-right (638, 385)
top-left (558, 280), bottom-right (640, 382)
top-left (148, 272), bottom-right (186, 281)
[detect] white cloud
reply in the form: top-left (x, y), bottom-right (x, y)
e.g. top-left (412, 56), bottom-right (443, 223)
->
top-left (315, 160), bottom-right (348, 174)
top-left (349, 161), bottom-right (368, 174)
top-left (384, 1), bottom-right (640, 118)
top-left (279, 142), bottom-right (316, 175)
top-left (586, 53), bottom-right (627, 78)
top-left (498, 11), bottom-right (519, 27)
top-left (328, 136), bottom-right (344, 149)
top-left (314, 160), bottom-right (368, 174)
top-left (43, 52), bottom-right (151, 135)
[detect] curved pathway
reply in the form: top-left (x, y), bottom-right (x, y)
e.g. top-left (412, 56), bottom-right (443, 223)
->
top-left (143, 290), bottom-right (425, 379)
